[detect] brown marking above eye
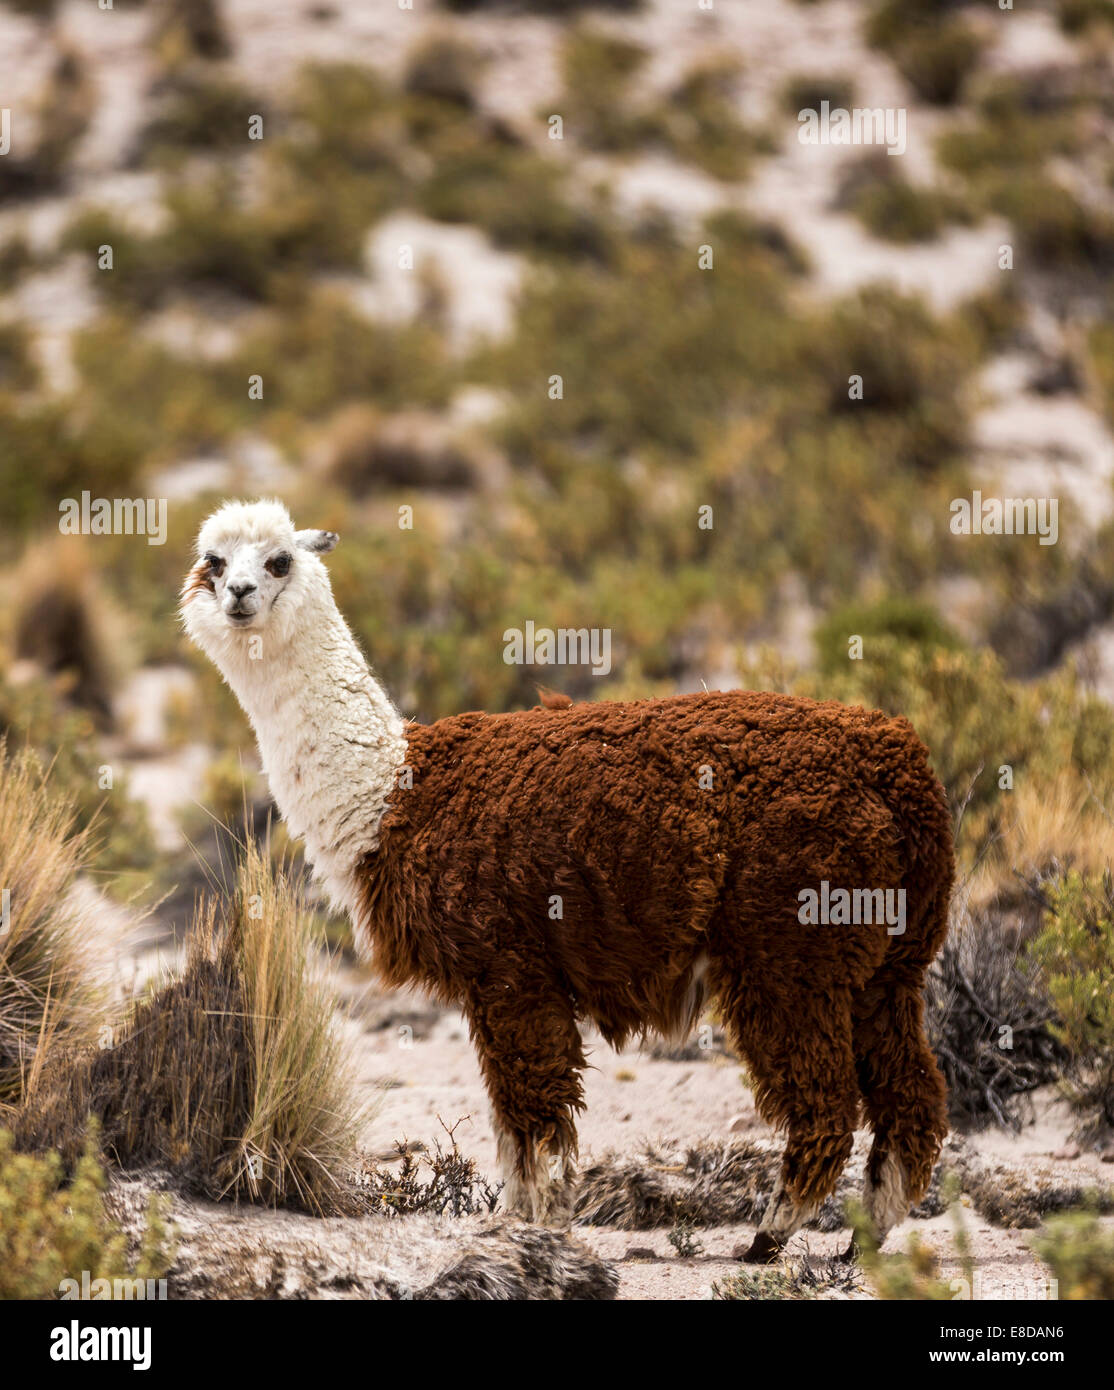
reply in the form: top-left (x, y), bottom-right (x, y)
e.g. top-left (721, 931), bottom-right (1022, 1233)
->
top-left (266, 552), bottom-right (292, 578)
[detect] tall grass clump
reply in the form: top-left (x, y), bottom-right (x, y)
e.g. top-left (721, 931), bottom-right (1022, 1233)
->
top-left (0, 743), bottom-right (103, 1110)
top-left (16, 839), bottom-right (364, 1214)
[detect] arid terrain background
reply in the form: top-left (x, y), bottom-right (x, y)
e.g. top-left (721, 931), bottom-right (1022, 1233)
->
top-left (3, 0), bottom-right (1114, 1300)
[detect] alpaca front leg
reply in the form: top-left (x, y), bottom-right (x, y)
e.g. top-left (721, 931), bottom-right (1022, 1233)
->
top-left (741, 1129), bottom-right (854, 1262)
top-left (467, 978), bottom-right (586, 1227)
top-left (496, 1120), bottom-right (580, 1225)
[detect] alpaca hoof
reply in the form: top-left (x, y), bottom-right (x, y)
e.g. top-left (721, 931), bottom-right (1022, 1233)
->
top-left (735, 1231), bottom-right (783, 1264)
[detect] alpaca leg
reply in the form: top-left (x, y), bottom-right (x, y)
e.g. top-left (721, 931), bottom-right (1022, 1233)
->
top-left (724, 987), bottom-right (860, 1262)
top-left (850, 973), bottom-right (948, 1251)
top-left (466, 976), bottom-right (586, 1226)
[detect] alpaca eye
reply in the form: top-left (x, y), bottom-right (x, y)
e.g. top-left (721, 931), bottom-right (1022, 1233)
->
top-left (267, 553), bottom-right (292, 577)
top-left (205, 553), bottom-right (225, 577)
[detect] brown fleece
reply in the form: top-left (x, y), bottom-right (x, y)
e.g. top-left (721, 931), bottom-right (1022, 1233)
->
top-left (357, 689), bottom-right (953, 1216)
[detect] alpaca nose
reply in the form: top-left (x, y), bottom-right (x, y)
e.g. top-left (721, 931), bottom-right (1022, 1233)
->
top-left (228, 581), bottom-right (256, 599)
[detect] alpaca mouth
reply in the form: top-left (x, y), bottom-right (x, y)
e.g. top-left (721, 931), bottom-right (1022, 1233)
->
top-left (226, 610), bottom-right (255, 625)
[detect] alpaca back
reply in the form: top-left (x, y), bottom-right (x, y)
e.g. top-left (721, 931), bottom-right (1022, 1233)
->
top-left (356, 689), bottom-right (952, 1044)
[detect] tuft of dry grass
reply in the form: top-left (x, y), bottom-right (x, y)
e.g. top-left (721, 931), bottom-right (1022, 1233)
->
top-left (16, 838), bottom-right (366, 1215)
top-left (12, 539), bottom-right (129, 724)
top-left (0, 742), bottom-right (105, 1110)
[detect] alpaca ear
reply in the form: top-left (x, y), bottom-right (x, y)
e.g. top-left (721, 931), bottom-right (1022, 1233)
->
top-left (295, 529), bottom-right (339, 555)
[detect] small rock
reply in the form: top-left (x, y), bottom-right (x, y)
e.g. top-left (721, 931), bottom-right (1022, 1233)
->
top-left (1051, 1144), bottom-right (1081, 1161)
top-left (727, 1112), bottom-right (753, 1134)
top-left (622, 1247), bottom-right (657, 1261)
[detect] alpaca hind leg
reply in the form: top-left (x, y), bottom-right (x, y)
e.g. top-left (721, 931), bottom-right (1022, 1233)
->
top-left (467, 976), bottom-right (586, 1226)
top-left (724, 987), bottom-right (861, 1262)
top-left (850, 974), bottom-right (948, 1252)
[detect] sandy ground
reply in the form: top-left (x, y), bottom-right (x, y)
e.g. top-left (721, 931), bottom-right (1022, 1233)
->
top-left (323, 962), bottom-right (1107, 1301)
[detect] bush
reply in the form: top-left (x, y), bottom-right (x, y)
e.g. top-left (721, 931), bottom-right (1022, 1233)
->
top-left (0, 1128), bottom-right (172, 1300)
top-left (814, 597), bottom-right (961, 675)
top-left (139, 70), bottom-right (266, 160)
top-left (781, 73), bottom-right (857, 116)
top-left (852, 1182), bottom-right (973, 1300)
top-left (653, 58), bottom-right (759, 181)
top-left (838, 157), bottom-right (976, 243)
top-left (556, 28), bottom-right (653, 151)
top-left (891, 22), bottom-right (983, 106)
top-left (12, 539), bottom-right (127, 723)
top-left (0, 674), bottom-right (157, 888)
top-left (403, 34), bottom-right (484, 109)
top-left (1029, 872), bottom-right (1114, 1135)
top-left (1058, 0), bottom-right (1114, 33)
top-left (0, 744), bottom-right (105, 1108)
top-left (867, 5), bottom-right (983, 106)
top-left (0, 322), bottom-right (38, 392)
top-left (994, 178), bottom-right (1114, 275)
top-left (927, 909), bottom-right (1068, 1132)
top-left (1033, 1211), bottom-right (1114, 1298)
top-left (15, 839), bottom-right (365, 1214)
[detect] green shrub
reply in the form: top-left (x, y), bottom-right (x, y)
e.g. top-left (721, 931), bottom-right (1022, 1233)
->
top-left (1058, 0), bottom-right (1114, 33)
top-left (0, 674), bottom-right (157, 887)
top-left (814, 597), bottom-right (961, 675)
top-left (994, 178), bottom-right (1114, 274)
top-left (781, 73), bottom-right (857, 116)
top-left (653, 58), bottom-right (760, 181)
top-left (0, 390), bottom-right (143, 537)
top-left (0, 1128), bottom-right (172, 1300)
top-left (0, 322), bottom-right (38, 392)
top-left (139, 70), bottom-right (266, 160)
top-left (852, 1182), bottom-right (973, 1300)
top-left (1032, 1210), bottom-right (1114, 1297)
top-left (556, 28), bottom-right (654, 151)
top-left (1029, 872), bottom-right (1114, 1133)
top-left (404, 33), bottom-right (484, 108)
top-left (867, 4), bottom-right (983, 106)
top-left (841, 160), bottom-right (976, 243)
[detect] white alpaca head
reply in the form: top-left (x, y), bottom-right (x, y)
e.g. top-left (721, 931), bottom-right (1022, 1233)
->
top-left (180, 499), bottom-right (339, 656)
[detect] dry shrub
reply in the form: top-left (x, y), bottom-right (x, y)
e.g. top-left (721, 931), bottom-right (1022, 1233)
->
top-left (16, 839), bottom-right (365, 1214)
top-left (926, 903), bottom-right (1068, 1132)
top-left (152, 0), bottom-right (231, 67)
top-left (12, 539), bottom-right (128, 723)
top-left (961, 1160), bottom-right (1114, 1229)
top-left (0, 45), bottom-right (93, 202)
top-left (0, 743), bottom-right (105, 1109)
top-left (575, 1140), bottom-right (788, 1230)
top-left (359, 1126), bottom-right (503, 1217)
top-left (403, 34), bottom-right (484, 109)
top-left (712, 1257), bottom-right (863, 1301)
top-left (315, 405), bottom-right (476, 493)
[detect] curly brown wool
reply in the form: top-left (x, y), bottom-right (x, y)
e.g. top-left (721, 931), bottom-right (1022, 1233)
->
top-left (357, 688), bottom-right (953, 1252)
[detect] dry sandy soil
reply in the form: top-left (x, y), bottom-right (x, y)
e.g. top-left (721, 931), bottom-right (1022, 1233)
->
top-left (103, 906), bottom-right (1112, 1301)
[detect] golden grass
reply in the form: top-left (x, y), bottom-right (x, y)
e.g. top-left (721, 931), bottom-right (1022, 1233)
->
top-left (0, 741), bottom-right (105, 1110)
top-left (968, 771), bottom-right (1114, 911)
top-left (15, 836), bottom-right (366, 1214)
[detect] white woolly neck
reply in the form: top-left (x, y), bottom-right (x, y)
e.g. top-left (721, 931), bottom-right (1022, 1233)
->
top-left (187, 563), bottom-right (408, 916)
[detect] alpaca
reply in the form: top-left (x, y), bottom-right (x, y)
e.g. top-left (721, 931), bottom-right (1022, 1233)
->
top-left (182, 499), bottom-right (954, 1259)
